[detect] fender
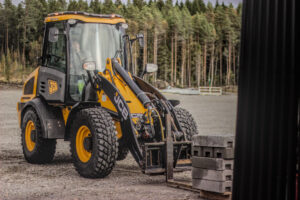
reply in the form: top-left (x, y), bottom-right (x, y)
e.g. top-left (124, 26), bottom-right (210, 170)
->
top-left (133, 75), bottom-right (180, 107)
top-left (21, 97), bottom-right (65, 139)
top-left (64, 102), bottom-right (101, 140)
top-left (133, 75), bottom-right (167, 101)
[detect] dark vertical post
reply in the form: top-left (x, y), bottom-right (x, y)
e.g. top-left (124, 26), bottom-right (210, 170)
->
top-left (233, 0), bottom-right (297, 200)
top-left (165, 113), bottom-right (174, 181)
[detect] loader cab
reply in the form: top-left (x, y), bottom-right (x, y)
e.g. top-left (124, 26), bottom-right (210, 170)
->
top-left (38, 12), bottom-right (127, 105)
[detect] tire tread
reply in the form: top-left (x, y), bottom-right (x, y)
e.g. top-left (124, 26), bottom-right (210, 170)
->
top-left (70, 107), bottom-right (117, 178)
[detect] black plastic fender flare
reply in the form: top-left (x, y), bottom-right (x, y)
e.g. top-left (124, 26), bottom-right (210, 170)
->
top-left (64, 102), bottom-right (101, 140)
top-left (21, 97), bottom-right (65, 139)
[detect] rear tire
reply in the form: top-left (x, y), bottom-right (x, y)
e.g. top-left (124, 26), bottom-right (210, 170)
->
top-left (21, 108), bottom-right (56, 164)
top-left (70, 108), bottom-right (117, 178)
top-left (174, 107), bottom-right (198, 140)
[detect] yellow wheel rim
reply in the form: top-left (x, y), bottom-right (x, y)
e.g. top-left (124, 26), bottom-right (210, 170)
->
top-left (25, 120), bottom-right (36, 152)
top-left (76, 125), bottom-right (92, 163)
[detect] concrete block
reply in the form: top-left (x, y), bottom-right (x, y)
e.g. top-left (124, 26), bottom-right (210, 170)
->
top-left (213, 147), bottom-right (234, 159)
top-left (192, 135), bottom-right (235, 148)
top-left (192, 179), bottom-right (232, 193)
top-left (192, 168), bottom-right (233, 181)
top-left (192, 146), bottom-right (234, 159)
top-left (203, 147), bottom-right (214, 157)
top-left (192, 157), bottom-right (234, 170)
top-left (192, 146), bottom-right (202, 157)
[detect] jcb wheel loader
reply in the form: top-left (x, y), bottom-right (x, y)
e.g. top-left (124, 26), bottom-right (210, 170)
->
top-left (17, 12), bottom-right (198, 178)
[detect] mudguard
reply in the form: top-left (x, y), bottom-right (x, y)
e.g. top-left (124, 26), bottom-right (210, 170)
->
top-left (21, 97), bottom-right (65, 139)
top-left (133, 75), bottom-right (167, 100)
top-left (64, 102), bottom-right (101, 140)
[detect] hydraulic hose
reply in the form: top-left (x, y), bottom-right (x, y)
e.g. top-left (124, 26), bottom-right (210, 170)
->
top-left (111, 59), bottom-right (151, 107)
top-left (150, 108), bottom-right (165, 141)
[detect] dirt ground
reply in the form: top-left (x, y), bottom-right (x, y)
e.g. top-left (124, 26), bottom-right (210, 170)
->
top-left (0, 88), bottom-right (237, 200)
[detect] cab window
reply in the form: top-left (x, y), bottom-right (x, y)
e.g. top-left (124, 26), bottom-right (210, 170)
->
top-left (44, 22), bottom-right (66, 72)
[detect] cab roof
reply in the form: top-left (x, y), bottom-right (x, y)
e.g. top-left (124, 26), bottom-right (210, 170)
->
top-left (45, 11), bottom-right (126, 24)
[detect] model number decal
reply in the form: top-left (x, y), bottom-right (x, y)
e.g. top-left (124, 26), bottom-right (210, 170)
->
top-left (114, 93), bottom-right (129, 120)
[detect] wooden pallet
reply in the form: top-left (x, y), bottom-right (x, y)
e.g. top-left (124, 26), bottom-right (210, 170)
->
top-left (167, 180), bottom-right (231, 200)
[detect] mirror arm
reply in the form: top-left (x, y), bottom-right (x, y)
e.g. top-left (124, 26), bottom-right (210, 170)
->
top-left (122, 34), bottom-right (130, 71)
top-left (127, 37), bottom-right (134, 73)
top-left (130, 38), bottom-right (137, 45)
top-left (139, 70), bottom-right (146, 78)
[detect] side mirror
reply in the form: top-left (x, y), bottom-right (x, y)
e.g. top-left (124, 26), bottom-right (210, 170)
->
top-left (145, 63), bottom-right (158, 73)
top-left (82, 62), bottom-right (96, 71)
top-left (48, 27), bottom-right (59, 43)
top-left (136, 33), bottom-right (144, 48)
top-left (140, 63), bottom-right (158, 78)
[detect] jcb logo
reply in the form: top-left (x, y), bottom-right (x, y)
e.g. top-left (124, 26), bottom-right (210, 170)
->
top-left (114, 93), bottom-right (128, 120)
top-left (48, 80), bottom-right (58, 95)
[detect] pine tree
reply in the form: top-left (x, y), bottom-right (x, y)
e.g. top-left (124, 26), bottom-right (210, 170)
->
top-left (102, 0), bottom-right (116, 14)
top-left (167, 7), bottom-right (182, 86)
top-left (192, 0), bottom-right (206, 14)
top-left (133, 0), bottom-right (144, 10)
top-left (4, 49), bottom-right (12, 81)
top-left (0, 0), bottom-right (241, 87)
top-left (150, 4), bottom-right (166, 82)
top-left (90, 0), bottom-right (102, 13)
top-left (142, 7), bottom-right (153, 68)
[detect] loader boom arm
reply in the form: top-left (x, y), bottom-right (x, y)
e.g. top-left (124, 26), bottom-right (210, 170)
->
top-left (94, 73), bottom-right (144, 168)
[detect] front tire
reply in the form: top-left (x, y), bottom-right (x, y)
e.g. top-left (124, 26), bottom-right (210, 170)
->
top-left (70, 108), bottom-right (117, 178)
top-left (174, 107), bottom-right (198, 140)
top-left (21, 108), bottom-right (56, 164)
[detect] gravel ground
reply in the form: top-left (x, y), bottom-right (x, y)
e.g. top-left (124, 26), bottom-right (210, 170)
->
top-left (0, 88), bottom-right (237, 200)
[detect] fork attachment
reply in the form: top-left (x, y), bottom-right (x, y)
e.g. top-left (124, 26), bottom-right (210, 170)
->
top-left (142, 141), bottom-right (192, 175)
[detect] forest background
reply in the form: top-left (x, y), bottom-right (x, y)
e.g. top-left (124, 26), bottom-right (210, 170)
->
top-left (0, 0), bottom-right (241, 88)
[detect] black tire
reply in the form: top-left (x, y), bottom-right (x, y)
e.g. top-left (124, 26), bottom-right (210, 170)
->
top-left (174, 107), bottom-right (198, 140)
top-left (21, 108), bottom-right (56, 164)
top-left (70, 108), bottom-right (117, 178)
top-left (116, 144), bottom-right (129, 161)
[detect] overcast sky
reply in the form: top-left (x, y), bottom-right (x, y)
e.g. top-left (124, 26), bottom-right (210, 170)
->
top-left (1, 0), bottom-right (242, 7)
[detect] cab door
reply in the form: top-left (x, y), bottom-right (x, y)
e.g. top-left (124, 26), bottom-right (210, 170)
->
top-left (38, 21), bottom-right (67, 104)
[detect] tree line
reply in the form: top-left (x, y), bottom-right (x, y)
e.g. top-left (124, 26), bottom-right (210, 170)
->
top-left (0, 0), bottom-right (241, 87)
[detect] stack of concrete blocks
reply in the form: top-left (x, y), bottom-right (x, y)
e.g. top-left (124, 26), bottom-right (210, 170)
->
top-left (191, 135), bottom-right (235, 194)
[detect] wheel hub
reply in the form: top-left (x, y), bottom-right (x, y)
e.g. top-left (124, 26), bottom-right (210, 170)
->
top-left (76, 125), bottom-right (92, 163)
top-left (83, 137), bottom-right (92, 152)
top-left (25, 120), bottom-right (36, 152)
top-left (30, 130), bottom-right (37, 142)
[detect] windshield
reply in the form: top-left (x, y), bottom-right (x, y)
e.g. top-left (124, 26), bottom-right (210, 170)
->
top-left (69, 22), bottom-right (124, 73)
top-left (68, 22), bottom-right (125, 102)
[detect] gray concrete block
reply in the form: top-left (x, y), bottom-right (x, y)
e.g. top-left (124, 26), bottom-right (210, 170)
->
top-left (192, 179), bottom-right (232, 193)
top-left (213, 147), bottom-right (234, 159)
top-left (192, 146), bottom-right (234, 159)
top-left (192, 146), bottom-right (202, 157)
top-left (192, 168), bottom-right (233, 181)
top-left (203, 147), bottom-right (214, 157)
top-left (192, 157), bottom-right (234, 170)
top-left (192, 135), bottom-right (235, 148)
